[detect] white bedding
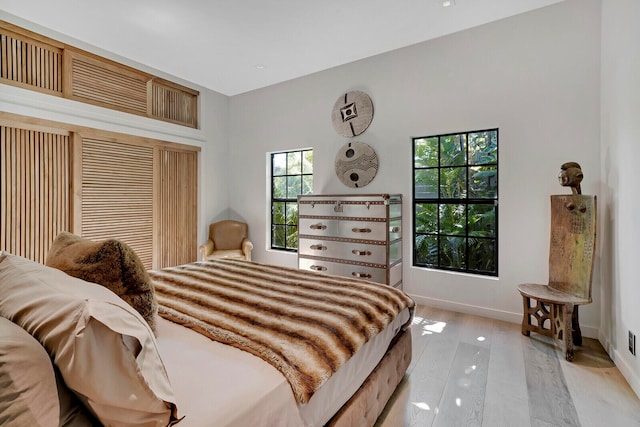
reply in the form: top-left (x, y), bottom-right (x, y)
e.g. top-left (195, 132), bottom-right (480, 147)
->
top-left (155, 307), bottom-right (410, 427)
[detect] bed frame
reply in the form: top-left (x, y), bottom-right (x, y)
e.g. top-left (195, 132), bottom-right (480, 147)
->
top-left (327, 327), bottom-right (412, 427)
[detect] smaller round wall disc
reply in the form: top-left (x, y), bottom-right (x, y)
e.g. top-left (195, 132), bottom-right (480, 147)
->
top-left (331, 91), bottom-right (374, 137)
top-left (334, 141), bottom-right (379, 188)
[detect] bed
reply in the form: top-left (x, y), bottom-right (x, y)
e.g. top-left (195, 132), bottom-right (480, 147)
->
top-left (149, 259), bottom-right (414, 427)
top-left (0, 243), bottom-right (413, 427)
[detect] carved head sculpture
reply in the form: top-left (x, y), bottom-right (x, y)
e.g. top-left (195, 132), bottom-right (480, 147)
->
top-left (558, 161), bottom-right (583, 195)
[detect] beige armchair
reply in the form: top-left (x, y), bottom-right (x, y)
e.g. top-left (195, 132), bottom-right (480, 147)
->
top-left (199, 220), bottom-right (253, 261)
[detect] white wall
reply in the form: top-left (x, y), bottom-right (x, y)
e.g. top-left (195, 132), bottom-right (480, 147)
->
top-left (0, 11), bottom-right (231, 249)
top-left (6, 0), bottom-right (635, 396)
top-left (228, 0), bottom-right (602, 334)
top-left (601, 0), bottom-right (640, 398)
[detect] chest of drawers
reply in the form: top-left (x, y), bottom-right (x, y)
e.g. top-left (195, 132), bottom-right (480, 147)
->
top-left (297, 194), bottom-right (402, 288)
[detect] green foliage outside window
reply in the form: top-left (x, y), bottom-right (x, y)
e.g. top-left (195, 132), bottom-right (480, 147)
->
top-left (413, 130), bottom-right (498, 276)
top-left (271, 150), bottom-right (313, 251)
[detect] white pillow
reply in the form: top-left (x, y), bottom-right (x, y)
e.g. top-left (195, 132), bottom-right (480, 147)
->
top-left (0, 252), bottom-right (180, 427)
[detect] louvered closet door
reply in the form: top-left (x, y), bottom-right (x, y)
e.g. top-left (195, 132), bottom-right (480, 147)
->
top-left (155, 149), bottom-right (198, 268)
top-left (81, 138), bottom-right (154, 269)
top-left (0, 126), bottom-right (70, 263)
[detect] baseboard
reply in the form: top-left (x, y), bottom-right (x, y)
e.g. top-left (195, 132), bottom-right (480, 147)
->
top-left (407, 293), bottom-right (600, 339)
top-left (611, 349), bottom-right (640, 400)
top-left (598, 330), bottom-right (612, 356)
top-left (408, 294), bottom-right (521, 324)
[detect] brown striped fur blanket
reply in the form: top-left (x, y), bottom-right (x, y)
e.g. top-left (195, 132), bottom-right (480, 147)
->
top-left (149, 259), bottom-right (414, 404)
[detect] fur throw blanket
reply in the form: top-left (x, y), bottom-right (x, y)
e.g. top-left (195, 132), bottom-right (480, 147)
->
top-left (149, 259), bottom-right (414, 404)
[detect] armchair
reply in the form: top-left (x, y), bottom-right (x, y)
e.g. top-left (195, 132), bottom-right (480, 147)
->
top-left (199, 220), bottom-right (253, 261)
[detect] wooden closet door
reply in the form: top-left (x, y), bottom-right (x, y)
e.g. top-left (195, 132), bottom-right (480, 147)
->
top-left (0, 125), bottom-right (70, 263)
top-left (154, 148), bottom-right (198, 269)
top-left (79, 138), bottom-right (198, 270)
top-left (80, 137), bottom-right (154, 269)
top-left (1, 114), bottom-right (199, 270)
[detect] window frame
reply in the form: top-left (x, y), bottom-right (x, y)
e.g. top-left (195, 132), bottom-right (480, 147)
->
top-left (412, 128), bottom-right (499, 276)
top-left (270, 149), bottom-right (313, 252)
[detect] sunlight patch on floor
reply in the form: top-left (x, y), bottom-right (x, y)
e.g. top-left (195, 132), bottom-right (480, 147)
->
top-left (412, 316), bottom-right (447, 335)
top-left (411, 401), bottom-right (431, 411)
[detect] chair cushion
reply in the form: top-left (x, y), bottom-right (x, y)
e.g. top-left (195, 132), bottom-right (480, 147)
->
top-left (210, 221), bottom-right (247, 250)
top-left (204, 249), bottom-right (245, 260)
top-left (0, 252), bottom-right (179, 427)
top-left (46, 231), bottom-right (158, 335)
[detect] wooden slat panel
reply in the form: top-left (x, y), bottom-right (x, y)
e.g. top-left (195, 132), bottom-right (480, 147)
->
top-left (0, 29), bottom-right (62, 94)
top-left (0, 125), bottom-right (70, 262)
top-left (69, 52), bottom-right (148, 115)
top-left (154, 148), bottom-right (198, 268)
top-left (2, 113), bottom-right (199, 270)
top-left (81, 138), bottom-right (154, 269)
top-left (1, 22), bottom-right (199, 128)
top-left (149, 79), bottom-right (198, 128)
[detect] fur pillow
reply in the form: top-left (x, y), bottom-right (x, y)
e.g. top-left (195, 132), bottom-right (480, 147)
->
top-left (46, 231), bottom-right (158, 335)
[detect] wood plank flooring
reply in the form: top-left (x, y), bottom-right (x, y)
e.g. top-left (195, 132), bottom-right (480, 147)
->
top-left (376, 304), bottom-right (640, 427)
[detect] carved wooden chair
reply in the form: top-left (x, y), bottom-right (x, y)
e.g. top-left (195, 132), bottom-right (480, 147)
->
top-left (517, 194), bottom-right (596, 361)
top-left (199, 220), bottom-right (253, 262)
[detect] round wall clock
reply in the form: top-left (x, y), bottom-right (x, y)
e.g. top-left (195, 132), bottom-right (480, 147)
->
top-left (331, 91), bottom-right (374, 137)
top-left (334, 141), bottom-right (379, 188)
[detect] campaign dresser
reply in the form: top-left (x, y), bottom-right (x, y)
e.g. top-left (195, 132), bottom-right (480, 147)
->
top-left (297, 194), bottom-right (402, 289)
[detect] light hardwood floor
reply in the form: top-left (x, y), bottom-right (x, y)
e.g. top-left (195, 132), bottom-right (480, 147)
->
top-left (376, 304), bottom-right (640, 427)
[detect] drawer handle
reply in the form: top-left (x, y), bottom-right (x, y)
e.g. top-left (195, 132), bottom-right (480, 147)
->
top-left (310, 223), bottom-right (327, 230)
top-left (352, 272), bottom-right (372, 279)
top-left (310, 265), bottom-right (327, 271)
top-left (390, 226), bottom-right (401, 233)
top-left (310, 244), bottom-right (327, 251)
top-left (352, 249), bottom-right (372, 256)
top-left (352, 227), bottom-right (372, 233)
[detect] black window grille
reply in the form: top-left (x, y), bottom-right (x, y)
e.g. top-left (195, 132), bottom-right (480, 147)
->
top-left (270, 149), bottom-right (313, 251)
top-left (412, 129), bottom-right (498, 276)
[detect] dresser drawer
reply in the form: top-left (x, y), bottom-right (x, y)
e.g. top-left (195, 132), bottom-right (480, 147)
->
top-left (389, 240), bottom-right (402, 264)
top-left (299, 218), bottom-right (388, 241)
top-left (389, 219), bottom-right (402, 241)
top-left (389, 203), bottom-right (402, 219)
top-left (298, 238), bottom-right (387, 264)
top-left (297, 194), bottom-right (402, 287)
top-left (298, 257), bottom-right (387, 284)
top-left (389, 262), bottom-right (402, 289)
top-left (299, 200), bottom-right (388, 218)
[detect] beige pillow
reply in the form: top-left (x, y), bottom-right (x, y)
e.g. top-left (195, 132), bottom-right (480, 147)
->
top-left (0, 316), bottom-right (97, 427)
top-left (55, 366), bottom-right (101, 427)
top-left (46, 231), bottom-right (158, 335)
top-left (0, 252), bottom-right (179, 427)
top-left (0, 316), bottom-right (60, 426)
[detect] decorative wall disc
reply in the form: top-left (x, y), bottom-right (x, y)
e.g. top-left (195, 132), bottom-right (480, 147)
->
top-left (331, 91), bottom-right (374, 137)
top-left (334, 141), bottom-right (379, 188)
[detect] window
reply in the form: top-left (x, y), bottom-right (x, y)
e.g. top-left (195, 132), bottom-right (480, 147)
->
top-left (413, 129), bottom-right (498, 276)
top-left (271, 149), bottom-right (313, 251)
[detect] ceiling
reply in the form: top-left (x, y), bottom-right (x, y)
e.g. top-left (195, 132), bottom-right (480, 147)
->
top-left (0, 0), bottom-right (562, 96)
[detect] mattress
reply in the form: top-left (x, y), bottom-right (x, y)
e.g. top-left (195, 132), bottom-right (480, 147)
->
top-left (155, 307), bottom-right (411, 427)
